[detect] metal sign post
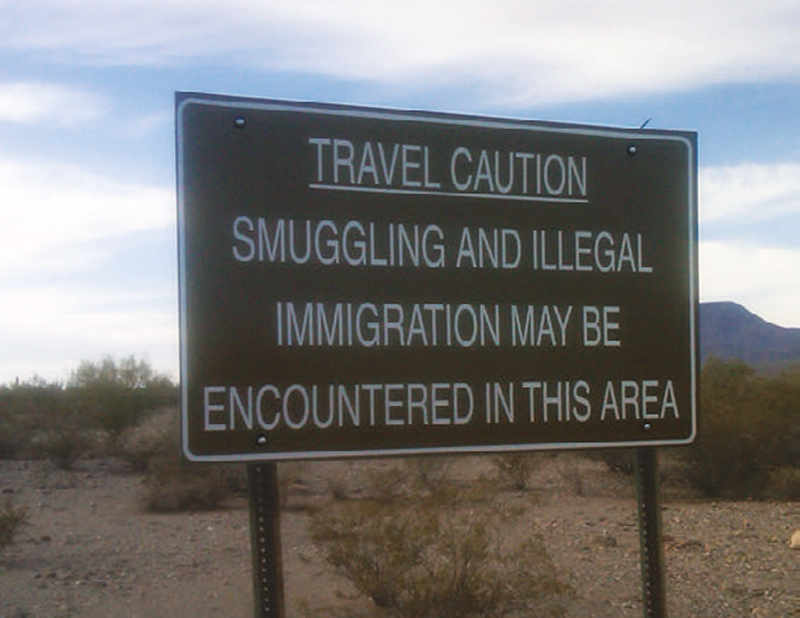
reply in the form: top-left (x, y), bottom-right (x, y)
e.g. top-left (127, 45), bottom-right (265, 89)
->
top-left (248, 463), bottom-right (285, 618)
top-left (635, 448), bottom-right (666, 617)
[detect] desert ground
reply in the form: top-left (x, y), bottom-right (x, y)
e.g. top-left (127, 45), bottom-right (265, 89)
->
top-left (1, 451), bottom-right (797, 617)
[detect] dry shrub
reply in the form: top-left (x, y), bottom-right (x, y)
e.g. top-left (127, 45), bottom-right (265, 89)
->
top-left (764, 466), bottom-right (800, 501)
top-left (325, 473), bottom-right (352, 501)
top-left (593, 448), bottom-right (637, 476)
top-left (38, 403), bottom-right (91, 470)
top-left (145, 459), bottom-right (229, 512)
top-left (404, 456), bottom-right (453, 493)
top-left (555, 454), bottom-right (585, 496)
top-left (125, 408), bottom-right (234, 512)
top-left (492, 452), bottom-right (545, 490)
top-left (312, 476), bottom-right (570, 617)
top-left (0, 498), bottom-right (28, 553)
top-left (121, 408), bottom-right (179, 472)
top-left (39, 429), bottom-right (87, 470)
top-left (365, 465), bottom-right (409, 502)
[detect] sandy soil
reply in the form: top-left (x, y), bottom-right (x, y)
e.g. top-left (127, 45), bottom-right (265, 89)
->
top-left (1, 455), bottom-right (797, 617)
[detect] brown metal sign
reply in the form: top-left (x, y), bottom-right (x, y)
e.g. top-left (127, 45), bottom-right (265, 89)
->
top-left (176, 92), bottom-right (698, 461)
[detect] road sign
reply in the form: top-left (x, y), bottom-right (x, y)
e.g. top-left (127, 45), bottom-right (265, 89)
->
top-left (176, 92), bottom-right (698, 461)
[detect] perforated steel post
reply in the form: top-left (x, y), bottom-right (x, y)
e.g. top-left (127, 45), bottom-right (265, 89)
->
top-left (635, 448), bottom-right (667, 617)
top-left (248, 463), bottom-right (285, 618)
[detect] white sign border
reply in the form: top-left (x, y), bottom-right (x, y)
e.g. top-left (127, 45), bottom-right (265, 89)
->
top-left (176, 92), bottom-right (698, 462)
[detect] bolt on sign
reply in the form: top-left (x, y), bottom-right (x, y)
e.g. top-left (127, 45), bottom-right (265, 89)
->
top-left (176, 92), bottom-right (698, 462)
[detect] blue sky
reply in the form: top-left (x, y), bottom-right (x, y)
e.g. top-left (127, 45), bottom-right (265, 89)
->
top-left (1, 0), bottom-right (798, 383)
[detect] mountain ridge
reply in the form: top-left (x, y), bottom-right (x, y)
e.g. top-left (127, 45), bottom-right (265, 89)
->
top-left (699, 301), bottom-right (800, 367)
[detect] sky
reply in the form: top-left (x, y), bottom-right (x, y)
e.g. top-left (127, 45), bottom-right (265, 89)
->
top-left (1, 0), bottom-right (798, 385)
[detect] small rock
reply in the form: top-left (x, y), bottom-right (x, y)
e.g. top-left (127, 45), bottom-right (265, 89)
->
top-left (592, 533), bottom-right (618, 548)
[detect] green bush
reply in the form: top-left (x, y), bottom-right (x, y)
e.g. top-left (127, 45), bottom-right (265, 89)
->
top-left (312, 473), bottom-right (570, 617)
top-left (68, 355), bottom-right (176, 448)
top-left (40, 425), bottom-right (89, 470)
top-left (683, 359), bottom-right (799, 499)
top-left (0, 377), bottom-right (66, 459)
top-left (0, 412), bottom-right (26, 459)
top-left (0, 358), bottom-right (176, 462)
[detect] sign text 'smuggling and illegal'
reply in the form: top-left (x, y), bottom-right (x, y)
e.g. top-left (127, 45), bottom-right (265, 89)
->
top-left (176, 93), bottom-right (698, 461)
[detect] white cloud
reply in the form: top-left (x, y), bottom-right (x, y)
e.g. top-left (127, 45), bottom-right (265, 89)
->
top-left (118, 111), bottom-right (172, 138)
top-left (699, 161), bottom-right (799, 326)
top-left (0, 154), bottom-right (174, 279)
top-left (700, 240), bottom-right (800, 328)
top-left (0, 153), bottom-right (178, 383)
top-left (0, 284), bottom-right (178, 384)
top-left (2, 1), bottom-right (799, 105)
top-left (700, 162), bottom-right (800, 225)
top-left (0, 81), bottom-right (107, 125)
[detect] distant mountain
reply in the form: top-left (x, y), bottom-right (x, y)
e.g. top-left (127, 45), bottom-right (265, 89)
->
top-left (699, 302), bottom-right (800, 367)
